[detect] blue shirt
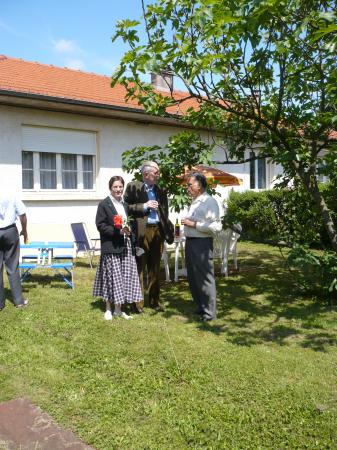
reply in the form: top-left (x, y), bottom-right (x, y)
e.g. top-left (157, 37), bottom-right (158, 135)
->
top-left (145, 184), bottom-right (159, 224)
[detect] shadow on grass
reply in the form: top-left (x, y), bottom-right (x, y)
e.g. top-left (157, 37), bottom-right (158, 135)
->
top-left (20, 273), bottom-right (74, 291)
top-left (160, 245), bottom-right (337, 352)
top-left (74, 259), bottom-right (97, 269)
top-left (3, 287), bottom-right (16, 306)
top-left (90, 299), bottom-right (105, 312)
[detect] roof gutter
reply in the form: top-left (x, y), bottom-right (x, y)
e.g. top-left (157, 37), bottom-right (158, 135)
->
top-left (0, 89), bottom-right (196, 129)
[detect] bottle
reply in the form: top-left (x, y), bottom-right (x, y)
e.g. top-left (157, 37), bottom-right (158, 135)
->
top-left (174, 218), bottom-right (180, 237)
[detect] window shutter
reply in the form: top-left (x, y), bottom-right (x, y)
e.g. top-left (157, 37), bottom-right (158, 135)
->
top-left (22, 125), bottom-right (96, 156)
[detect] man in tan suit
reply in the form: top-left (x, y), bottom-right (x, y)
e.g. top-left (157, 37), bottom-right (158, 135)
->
top-left (124, 161), bottom-right (173, 313)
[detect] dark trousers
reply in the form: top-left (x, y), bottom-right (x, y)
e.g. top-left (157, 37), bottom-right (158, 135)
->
top-left (0, 226), bottom-right (25, 308)
top-left (136, 225), bottom-right (164, 308)
top-left (185, 237), bottom-right (217, 320)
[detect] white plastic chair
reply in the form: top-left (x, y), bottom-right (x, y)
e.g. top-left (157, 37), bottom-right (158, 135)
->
top-left (162, 225), bottom-right (241, 281)
top-left (162, 237), bottom-right (187, 282)
top-left (161, 243), bottom-right (171, 282)
top-left (214, 225), bottom-right (241, 276)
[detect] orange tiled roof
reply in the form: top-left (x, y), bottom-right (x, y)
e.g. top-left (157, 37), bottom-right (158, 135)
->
top-left (0, 56), bottom-right (336, 140)
top-left (0, 55), bottom-right (197, 116)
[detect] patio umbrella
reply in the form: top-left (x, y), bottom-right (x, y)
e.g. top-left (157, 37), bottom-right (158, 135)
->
top-left (179, 165), bottom-right (243, 187)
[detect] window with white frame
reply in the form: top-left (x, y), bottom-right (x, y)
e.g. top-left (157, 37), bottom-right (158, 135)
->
top-left (250, 151), bottom-right (266, 189)
top-left (22, 151), bottom-right (94, 190)
top-left (40, 152), bottom-right (57, 189)
top-left (22, 151), bottom-right (34, 188)
top-left (82, 155), bottom-right (94, 189)
top-left (21, 126), bottom-right (96, 191)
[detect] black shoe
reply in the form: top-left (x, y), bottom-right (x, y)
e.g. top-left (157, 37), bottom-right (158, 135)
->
top-left (152, 304), bottom-right (165, 312)
top-left (201, 315), bottom-right (213, 322)
top-left (130, 304), bottom-right (144, 314)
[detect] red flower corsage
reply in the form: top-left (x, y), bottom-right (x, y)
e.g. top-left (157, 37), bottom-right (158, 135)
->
top-left (113, 214), bottom-right (123, 229)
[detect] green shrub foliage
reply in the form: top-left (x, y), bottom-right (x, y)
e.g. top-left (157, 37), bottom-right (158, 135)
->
top-left (225, 184), bottom-right (336, 249)
top-left (225, 184), bottom-right (337, 301)
top-left (288, 245), bottom-right (337, 301)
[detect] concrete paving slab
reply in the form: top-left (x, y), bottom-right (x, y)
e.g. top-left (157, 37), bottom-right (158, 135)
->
top-left (0, 398), bottom-right (95, 450)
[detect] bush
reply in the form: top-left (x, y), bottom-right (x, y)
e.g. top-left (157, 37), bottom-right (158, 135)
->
top-left (288, 245), bottom-right (337, 302)
top-left (224, 184), bottom-right (337, 301)
top-left (224, 190), bottom-right (280, 242)
top-left (224, 183), bottom-right (336, 249)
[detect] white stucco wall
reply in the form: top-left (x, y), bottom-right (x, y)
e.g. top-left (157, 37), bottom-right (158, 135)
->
top-left (0, 104), bottom-right (280, 241)
top-left (0, 105), bottom-right (192, 239)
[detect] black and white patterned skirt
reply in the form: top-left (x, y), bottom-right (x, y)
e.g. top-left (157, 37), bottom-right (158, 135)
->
top-left (92, 238), bottom-right (143, 305)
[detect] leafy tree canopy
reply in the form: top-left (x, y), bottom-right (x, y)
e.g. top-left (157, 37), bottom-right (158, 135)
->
top-left (112, 0), bottom-right (337, 252)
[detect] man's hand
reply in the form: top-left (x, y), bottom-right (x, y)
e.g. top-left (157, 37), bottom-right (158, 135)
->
top-left (20, 230), bottom-right (28, 244)
top-left (145, 200), bottom-right (158, 210)
top-left (19, 214), bottom-right (28, 243)
top-left (181, 218), bottom-right (196, 228)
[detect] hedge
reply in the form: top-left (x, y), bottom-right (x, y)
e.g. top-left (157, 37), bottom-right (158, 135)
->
top-left (224, 183), bottom-right (337, 249)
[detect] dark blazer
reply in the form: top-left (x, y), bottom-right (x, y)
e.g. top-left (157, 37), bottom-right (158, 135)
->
top-left (95, 196), bottom-right (136, 255)
top-left (124, 180), bottom-right (174, 246)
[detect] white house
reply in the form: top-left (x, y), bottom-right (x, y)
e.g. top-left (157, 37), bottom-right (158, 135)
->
top-left (0, 55), bottom-right (281, 240)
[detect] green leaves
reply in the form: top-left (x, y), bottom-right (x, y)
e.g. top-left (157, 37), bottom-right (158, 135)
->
top-left (111, 0), bottom-right (337, 252)
top-left (288, 244), bottom-right (337, 300)
top-left (112, 19), bottom-right (141, 48)
top-left (121, 131), bottom-right (214, 212)
top-left (226, 185), bottom-right (337, 300)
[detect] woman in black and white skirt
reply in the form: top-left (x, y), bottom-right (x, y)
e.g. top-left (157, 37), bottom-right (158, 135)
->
top-left (93, 175), bottom-right (143, 320)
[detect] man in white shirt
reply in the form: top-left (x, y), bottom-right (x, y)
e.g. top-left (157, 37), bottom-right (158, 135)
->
top-left (0, 191), bottom-right (29, 310)
top-left (182, 173), bottom-right (222, 321)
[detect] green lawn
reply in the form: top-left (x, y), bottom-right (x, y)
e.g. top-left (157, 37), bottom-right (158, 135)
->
top-left (1, 242), bottom-right (337, 449)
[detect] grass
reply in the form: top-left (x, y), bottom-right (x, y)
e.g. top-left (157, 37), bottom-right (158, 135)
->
top-left (1, 241), bottom-right (337, 449)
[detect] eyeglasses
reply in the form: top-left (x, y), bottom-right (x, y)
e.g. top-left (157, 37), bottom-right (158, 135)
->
top-left (146, 170), bottom-right (160, 176)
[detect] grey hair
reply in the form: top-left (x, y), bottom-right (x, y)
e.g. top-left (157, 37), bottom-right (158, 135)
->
top-left (141, 160), bottom-right (159, 174)
top-left (189, 172), bottom-right (207, 189)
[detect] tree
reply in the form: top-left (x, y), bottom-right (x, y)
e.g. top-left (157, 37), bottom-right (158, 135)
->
top-left (112, 0), bottom-right (337, 253)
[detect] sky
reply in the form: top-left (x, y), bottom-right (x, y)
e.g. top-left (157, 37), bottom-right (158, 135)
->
top-left (0, 0), bottom-right (148, 77)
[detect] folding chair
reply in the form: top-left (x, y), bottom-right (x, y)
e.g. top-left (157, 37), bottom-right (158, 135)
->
top-left (70, 222), bottom-right (100, 268)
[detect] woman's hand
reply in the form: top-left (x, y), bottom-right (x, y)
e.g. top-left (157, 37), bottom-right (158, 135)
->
top-left (121, 226), bottom-right (131, 236)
